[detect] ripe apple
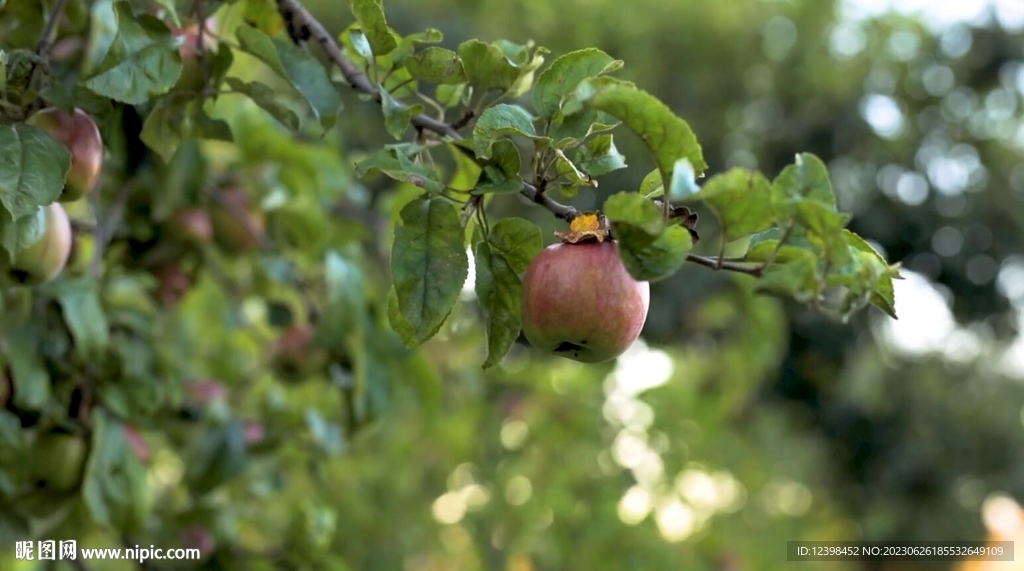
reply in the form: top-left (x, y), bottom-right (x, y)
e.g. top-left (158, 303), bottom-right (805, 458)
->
top-left (26, 107), bottom-right (104, 202)
top-left (520, 240), bottom-right (649, 363)
top-left (31, 432), bottom-right (89, 492)
top-left (209, 188), bottom-right (266, 254)
top-left (271, 324), bottom-right (328, 379)
top-left (166, 208), bottom-right (214, 243)
top-left (0, 203), bottom-right (73, 287)
top-left (153, 263), bottom-right (192, 306)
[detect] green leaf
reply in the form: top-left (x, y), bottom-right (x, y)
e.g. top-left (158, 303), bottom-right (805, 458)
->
top-left (318, 251), bottom-right (367, 341)
top-left (604, 192), bottom-right (665, 243)
top-left (354, 147), bottom-right (445, 194)
top-left (140, 96), bottom-right (186, 163)
top-left (347, 29), bottom-right (374, 61)
top-left (474, 140), bottom-right (523, 194)
top-left (745, 240), bottom-right (821, 302)
top-left (564, 77), bottom-right (707, 187)
top-left (0, 50), bottom-right (7, 92)
top-left (604, 192), bottom-right (692, 281)
top-left (553, 149), bottom-right (592, 186)
top-left (151, 0), bottom-right (180, 27)
top-left (639, 168), bottom-right (664, 198)
top-left (472, 103), bottom-right (537, 158)
top-left (771, 152), bottom-right (837, 217)
top-left (184, 421), bottom-right (247, 495)
top-left (50, 277), bottom-right (111, 361)
top-left (348, 0), bottom-right (398, 57)
top-left (825, 230), bottom-right (900, 319)
top-left (689, 168), bottom-right (774, 242)
top-left (474, 241), bottom-right (522, 369)
top-left (6, 332), bottom-right (49, 410)
top-left (389, 197), bottom-right (468, 346)
top-left (436, 83), bottom-right (468, 108)
top-left (618, 225), bottom-right (694, 282)
top-left (574, 134), bottom-right (627, 177)
top-left (380, 86), bottom-right (424, 140)
top-left (82, 410), bottom-right (153, 533)
top-left (0, 124), bottom-right (71, 219)
top-left (405, 47), bottom-right (467, 84)
top-left (457, 40), bottom-right (521, 91)
top-left (0, 205), bottom-right (45, 260)
top-left (236, 25), bottom-right (342, 129)
top-left (488, 217), bottom-right (542, 273)
top-left (82, 4), bottom-right (183, 104)
top-left (669, 159), bottom-right (700, 199)
top-left (794, 200), bottom-right (852, 267)
top-left (191, 104), bottom-right (233, 142)
top-left (225, 77), bottom-right (300, 131)
top-left (533, 48), bottom-right (623, 117)
top-left (392, 28), bottom-right (444, 61)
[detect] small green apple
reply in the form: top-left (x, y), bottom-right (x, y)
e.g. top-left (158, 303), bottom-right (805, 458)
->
top-left (0, 203), bottom-right (73, 287)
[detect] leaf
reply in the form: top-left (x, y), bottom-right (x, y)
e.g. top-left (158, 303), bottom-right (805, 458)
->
top-left (50, 277), bottom-right (111, 361)
top-left (472, 103), bottom-right (537, 158)
top-left (318, 250), bottom-right (366, 341)
top-left (6, 332), bottom-right (50, 410)
top-left (474, 241), bottom-right (522, 368)
top-left (0, 124), bottom-right (71, 219)
top-left (770, 152), bottom-right (837, 216)
top-left (139, 96), bottom-right (186, 163)
top-left (82, 4), bottom-right (183, 104)
top-left (457, 40), bottom-right (521, 91)
top-left (184, 421), bottom-right (247, 495)
top-left (405, 47), bottom-right (467, 84)
top-left (603, 192), bottom-right (665, 244)
top-left (574, 134), bottom-right (627, 177)
top-left (347, 29), bottom-right (374, 61)
top-left (688, 168), bottom-right (774, 242)
top-left (82, 410), bottom-right (153, 533)
top-left (354, 147), bottom-right (444, 194)
top-left (225, 77), bottom-right (300, 131)
top-left (380, 86), bottom-right (423, 140)
top-left (825, 230), bottom-right (900, 319)
top-left (392, 28), bottom-right (444, 61)
top-left (745, 240), bottom-right (821, 302)
top-left (669, 159), bottom-right (700, 199)
top-left (617, 225), bottom-right (694, 282)
top-left (389, 197), bottom-right (468, 346)
top-left (564, 77), bottom-right (707, 187)
top-left (348, 0), bottom-right (398, 57)
top-left (604, 192), bottom-right (691, 281)
top-left (533, 47), bottom-right (623, 117)
top-left (0, 205), bottom-right (45, 259)
top-left (639, 168), bottom-right (664, 198)
top-left (474, 139), bottom-right (523, 194)
top-left (236, 25), bottom-right (342, 129)
top-left (794, 200), bottom-right (852, 267)
top-left (191, 104), bottom-right (233, 142)
top-left (488, 217), bottom-right (542, 273)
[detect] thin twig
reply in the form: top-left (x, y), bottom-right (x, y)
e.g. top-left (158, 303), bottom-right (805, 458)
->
top-left (192, 0), bottom-right (211, 91)
top-left (686, 254), bottom-right (762, 277)
top-left (35, 0), bottom-right (69, 61)
top-left (273, 0), bottom-right (767, 276)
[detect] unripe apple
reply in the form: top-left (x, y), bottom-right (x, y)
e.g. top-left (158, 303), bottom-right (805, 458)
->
top-left (0, 203), bottom-right (73, 287)
top-left (521, 241), bottom-right (649, 363)
top-left (31, 432), bottom-right (89, 492)
top-left (209, 188), bottom-right (265, 254)
top-left (26, 108), bottom-right (104, 202)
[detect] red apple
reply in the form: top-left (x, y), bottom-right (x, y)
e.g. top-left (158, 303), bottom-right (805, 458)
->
top-left (153, 264), bottom-right (192, 306)
top-left (209, 188), bottom-right (266, 254)
top-left (167, 208), bottom-right (213, 243)
top-left (520, 240), bottom-right (649, 363)
top-left (271, 324), bottom-right (328, 379)
top-left (184, 379), bottom-right (227, 405)
top-left (0, 203), bottom-right (73, 287)
top-left (26, 108), bottom-right (104, 202)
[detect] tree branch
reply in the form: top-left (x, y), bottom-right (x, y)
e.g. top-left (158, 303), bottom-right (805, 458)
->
top-left (272, 0), bottom-right (765, 276)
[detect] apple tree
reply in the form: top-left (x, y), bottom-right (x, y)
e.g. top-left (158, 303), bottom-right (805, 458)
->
top-left (0, 0), bottom-right (899, 567)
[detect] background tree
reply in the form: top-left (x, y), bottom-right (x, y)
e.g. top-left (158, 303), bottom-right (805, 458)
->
top-left (0, 0), bottom-right (1021, 570)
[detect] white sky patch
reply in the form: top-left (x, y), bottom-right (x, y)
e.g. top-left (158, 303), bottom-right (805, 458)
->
top-left (878, 271), bottom-right (983, 361)
top-left (841, 0), bottom-right (997, 31)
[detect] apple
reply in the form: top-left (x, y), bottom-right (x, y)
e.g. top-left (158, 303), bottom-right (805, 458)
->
top-left (520, 240), bottom-right (649, 363)
top-left (31, 432), bottom-right (89, 492)
top-left (26, 107), bottom-right (104, 202)
top-left (209, 188), bottom-right (266, 254)
top-left (0, 203), bottom-right (73, 287)
top-left (153, 263), bottom-right (192, 306)
top-left (166, 208), bottom-right (213, 243)
top-left (271, 324), bottom-right (328, 379)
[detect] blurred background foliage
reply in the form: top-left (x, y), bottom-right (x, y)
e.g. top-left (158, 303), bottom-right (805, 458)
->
top-left (5, 0), bottom-right (1024, 569)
